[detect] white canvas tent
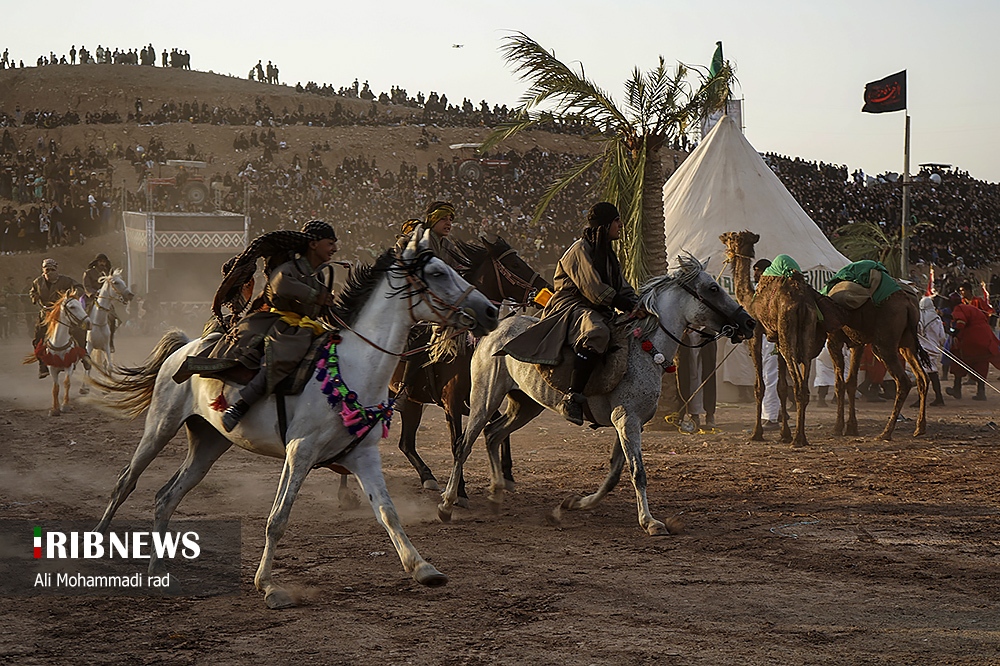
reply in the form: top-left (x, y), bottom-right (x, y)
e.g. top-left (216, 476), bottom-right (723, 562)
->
top-left (661, 114), bottom-right (850, 390)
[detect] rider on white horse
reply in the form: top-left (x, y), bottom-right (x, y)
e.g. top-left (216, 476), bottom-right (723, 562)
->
top-left (29, 258), bottom-right (86, 379)
top-left (83, 253), bottom-right (120, 353)
top-left (201, 220), bottom-right (340, 432)
top-left (500, 202), bottom-right (647, 425)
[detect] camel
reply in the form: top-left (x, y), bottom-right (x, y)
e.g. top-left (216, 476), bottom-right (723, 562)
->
top-left (825, 284), bottom-right (929, 441)
top-left (721, 231), bottom-right (828, 447)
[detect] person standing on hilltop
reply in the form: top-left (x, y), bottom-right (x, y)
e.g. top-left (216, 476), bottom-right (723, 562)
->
top-left (161, 49), bottom-right (168, 67)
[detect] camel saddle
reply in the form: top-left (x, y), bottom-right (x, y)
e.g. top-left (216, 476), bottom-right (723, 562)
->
top-left (173, 331), bottom-right (332, 396)
top-left (536, 324), bottom-right (632, 397)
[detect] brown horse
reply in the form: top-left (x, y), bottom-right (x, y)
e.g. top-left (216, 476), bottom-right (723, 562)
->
top-left (394, 235), bottom-right (550, 500)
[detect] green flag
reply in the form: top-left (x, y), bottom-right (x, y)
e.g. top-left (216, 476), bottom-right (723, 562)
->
top-left (709, 41), bottom-right (723, 77)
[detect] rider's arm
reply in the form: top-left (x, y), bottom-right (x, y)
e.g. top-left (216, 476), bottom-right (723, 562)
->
top-left (268, 262), bottom-right (329, 313)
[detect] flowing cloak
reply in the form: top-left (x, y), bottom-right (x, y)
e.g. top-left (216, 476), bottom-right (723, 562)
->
top-left (917, 298), bottom-right (947, 373)
top-left (822, 260), bottom-right (900, 306)
top-left (948, 303), bottom-right (1000, 379)
top-left (500, 238), bottom-right (637, 365)
top-left (183, 257), bottom-right (333, 391)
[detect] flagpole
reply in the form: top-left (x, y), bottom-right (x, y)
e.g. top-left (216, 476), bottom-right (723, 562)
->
top-left (901, 113), bottom-right (911, 277)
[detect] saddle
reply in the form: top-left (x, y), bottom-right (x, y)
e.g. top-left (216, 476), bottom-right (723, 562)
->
top-left (174, 332), bottom-right (332, 396)
top-left (536, 324), bottom-right (632, 397)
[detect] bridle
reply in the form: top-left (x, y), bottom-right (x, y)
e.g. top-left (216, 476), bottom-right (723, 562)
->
top-left (327, 251), bottom-right (478, 358)
top-left (46, 298), bottom-right (88, 352)
top-left (488, 247), bottom-right (544, 309)
top-left (654, 280), bottom-right (749, 349)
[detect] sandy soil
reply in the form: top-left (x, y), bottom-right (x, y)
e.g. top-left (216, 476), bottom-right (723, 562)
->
top-left (2, 332), bottom-right (1000, 665)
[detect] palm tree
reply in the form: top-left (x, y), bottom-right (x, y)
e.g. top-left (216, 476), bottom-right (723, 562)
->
top-left (832, 219), bottom-right (932, 278)
top-left (481, 32), bottom-right (734, 284)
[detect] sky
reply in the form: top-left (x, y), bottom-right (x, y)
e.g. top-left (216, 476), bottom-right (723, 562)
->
top-left (5, 0), bottom-right (999, 182)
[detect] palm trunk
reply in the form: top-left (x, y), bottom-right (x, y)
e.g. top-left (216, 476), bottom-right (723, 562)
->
top-left (640, 148), bottom-right (667, 280)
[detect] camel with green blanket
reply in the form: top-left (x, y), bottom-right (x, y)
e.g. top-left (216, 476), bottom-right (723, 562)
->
top-left (822, 260), bottom-right (930, 440)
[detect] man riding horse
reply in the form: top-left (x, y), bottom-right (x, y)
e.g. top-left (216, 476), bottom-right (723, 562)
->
top-left (201, 220), bottom-right (340, 432)
top-left (391, 200), bottom-right (469, 396)
top-left (82, 253), bottom-right (122, 352)
top-left (501, 202), bottom-right (646, 425)
top-left (29, 258), bottom-right (88, 379)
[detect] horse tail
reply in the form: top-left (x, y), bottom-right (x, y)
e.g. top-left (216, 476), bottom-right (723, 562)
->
top-left (90, 330), bottom-right (190, 419)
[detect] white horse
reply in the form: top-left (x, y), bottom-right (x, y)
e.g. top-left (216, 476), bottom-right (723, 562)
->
top-left (23, 291), bottom-right (92, 416)
top-left (438, 256), bottom-right (756, 535)
top-left (93, 228), bottom-right (498, 608)
top-left (86, 268), bottom-right (133, 381)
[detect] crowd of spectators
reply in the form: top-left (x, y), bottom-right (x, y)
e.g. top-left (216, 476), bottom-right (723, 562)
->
top-left (765, 153), bottom-right (1000, 274)
top-left (1, 132), bottom-right (114, 254)
top-left (1, 44), bottom-right (190, 69)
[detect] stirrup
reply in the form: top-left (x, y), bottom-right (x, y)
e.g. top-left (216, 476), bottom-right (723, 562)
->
top-left (558, 392), bottom-right (586, 426)
top-left (222, 400), bottom-right (251, 432)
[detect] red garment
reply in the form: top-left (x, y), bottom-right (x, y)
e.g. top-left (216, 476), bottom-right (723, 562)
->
top-left (950, 303), bottom-right (1000, 379)
top-left (33, 340), bottom-right (87, 368)
top-left (963, 296), bottom-right (995, 316)
top-left (860, 345), bottom-right (886, 384)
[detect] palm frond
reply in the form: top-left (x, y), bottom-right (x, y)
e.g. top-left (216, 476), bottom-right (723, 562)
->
top-left (529, 152), bottom-right (606, 224)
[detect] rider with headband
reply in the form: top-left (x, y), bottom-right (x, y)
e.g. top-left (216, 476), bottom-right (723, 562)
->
top-left (204, 220), bottom-right (340, 432)
top-left (501, 202), bottom-right (646, 425)
top-left (29, 258), bottom-right (85, 379)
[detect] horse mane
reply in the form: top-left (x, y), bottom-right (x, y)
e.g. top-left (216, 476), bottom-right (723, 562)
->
top-left (99, 267), bottom-right (125, 285)
top-left (451, 239), bottom-right (488, 275)
top-left (329, 248), bottom-right (398, 327)
top-left (43, 291), bottom-right (72, 338)
top-left (634, 253), bottom-right (706, 336)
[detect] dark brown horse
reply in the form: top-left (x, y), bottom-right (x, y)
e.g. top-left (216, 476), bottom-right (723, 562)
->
top-left (394, 235), bottom-right (550, 500)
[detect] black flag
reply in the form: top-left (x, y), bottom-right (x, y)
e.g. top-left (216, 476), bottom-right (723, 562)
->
top-left (862, 70), bottom-right (906, 114)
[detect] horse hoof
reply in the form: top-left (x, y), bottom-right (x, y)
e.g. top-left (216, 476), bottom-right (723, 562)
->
top-left (455, 497), bottom-right (469, 509)
top-left (487, 498), bottom-right (502, 515)
top-left (422, 479), bottom-right (440, 491)
top-left (503, 479), bottom-right (516, 493)
top-left (412, 562), bottom-right (448, 587)
top-left (546, 507), bottom-right (563, 526)
top-left (264, 588), bottom-right (297, 609)
top-left (647, 517), bottom-right (684, 536)
top-left (49, 409), bottom-right (61, 417)
top-left (436, 503), bottom-right (453, 523)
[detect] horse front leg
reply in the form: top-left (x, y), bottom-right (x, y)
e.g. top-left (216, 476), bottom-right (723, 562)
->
top-left (50, 372), bottom-right (61, 416)
top-left (612, 407), bottom-right (672, 536)
top-left (549, 433), bottom-right (625, 527)
top-left (347, 442), bottom-right (447, 587)
top-left (397, 399), bottom-right (438, 490)
top-left (254, 443), bottom-right (320, 609)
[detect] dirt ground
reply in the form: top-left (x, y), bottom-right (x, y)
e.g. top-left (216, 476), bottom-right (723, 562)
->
top-left (2, 332), bottom-right (1000, 666)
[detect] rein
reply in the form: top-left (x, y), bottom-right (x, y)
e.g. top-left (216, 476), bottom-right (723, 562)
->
top-left (489, 247), bottom-right (542, 308)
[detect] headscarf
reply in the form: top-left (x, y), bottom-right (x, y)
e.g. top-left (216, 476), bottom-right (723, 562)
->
top-left (919, 295), bottom-right (941, 331)
top-left (88, 253), bottom-right (111, 270)
top-left (213, 220), bottom-right (337, 321)
top-left (581, 202), bottom-right (620, 285)
top-left (762, 254), bottom-right (802, 278)
top-left (400, 218), bottom-right (422, 235)
top-left (426, 201), bottom-right (455, 228)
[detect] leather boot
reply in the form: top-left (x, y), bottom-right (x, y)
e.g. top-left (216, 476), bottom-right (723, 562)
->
top-left (222, 400), bottom-right (252, 432)
top-left (38, 360), bottom-right (49, 379)
top-left (928, 372), bottom-right (945, 406)
top-left (558, 349), bottom-right (596, 426)
top-left (946, 378), bottom-right (962, 400)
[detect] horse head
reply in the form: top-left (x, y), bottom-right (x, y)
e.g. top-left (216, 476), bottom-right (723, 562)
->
top-left (101, 269), bottom-right (134, 304)
top-left (399, 226), bottom-right (499, 336)
top-left (640, 255), bottom-right (755, 348)
top-left (59, 291), bottom-right (92, 332)
top-left (455, 235), bottom-right (551, 308)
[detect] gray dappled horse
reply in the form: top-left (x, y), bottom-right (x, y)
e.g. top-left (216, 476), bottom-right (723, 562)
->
top-left (438, 256), bottom-right (755, 535)
top-left (92, 228), bottom-right (498, 608)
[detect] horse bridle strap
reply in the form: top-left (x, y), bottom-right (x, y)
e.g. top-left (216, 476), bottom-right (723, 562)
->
top-left (489, 248), bottom-right (543, 309)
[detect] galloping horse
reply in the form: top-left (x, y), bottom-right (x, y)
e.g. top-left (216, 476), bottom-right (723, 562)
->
top-left (23, 291), bottom-right (91, 416)
top-left (438, 256), bottom-right (756, 535)
top-left (93, 228), bottom-right (498, 608)
top-left (86, 268), bottom-right (133, 379)
top-left (395, 235), bottom-right (550, 496)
